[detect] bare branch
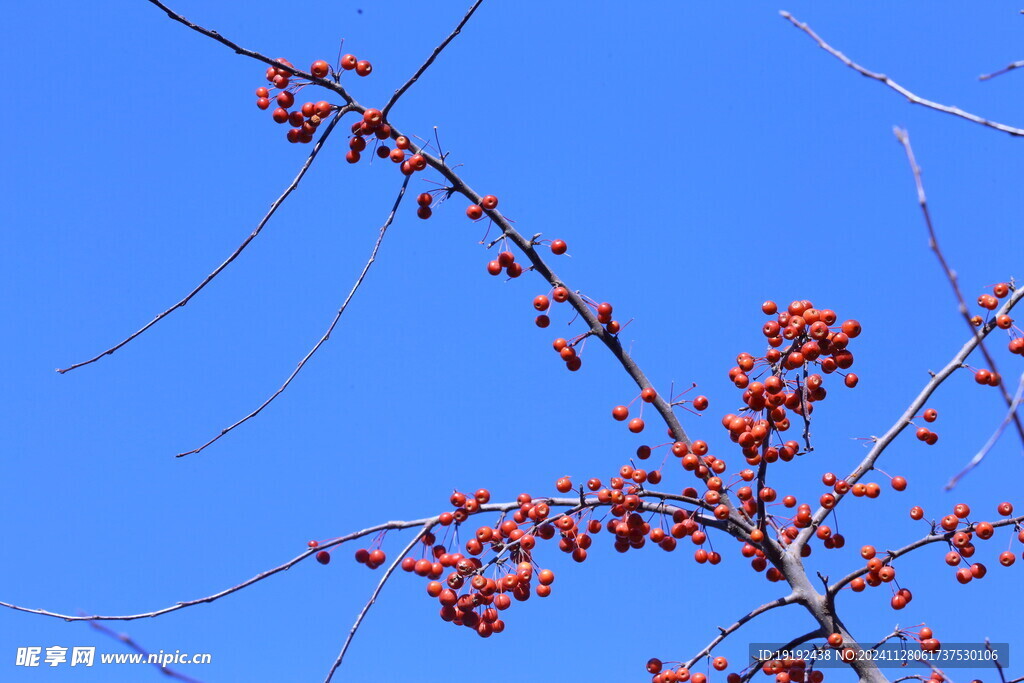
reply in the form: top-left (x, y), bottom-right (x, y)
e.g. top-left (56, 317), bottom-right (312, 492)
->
top-left (682, 593), bottom-right (800, 670)
top-left (381, 0), bottom-right (486, 118)
top-left (177, 176), bottom-right (410, 457)
top-left (57, 108), bottom-right (350, 374)
top-left (323, 524), bottom-right (431, 682)
top-left (893, 126), bottom-right (1024, 472)
top-left (979, 59), bottom-right (1024, 81)
top-left (780, 11), bottom-right (1024, 137)
top-left (988, 638), bottom-right (1008, 683)
top-left (86, 620), bottom-right (205, 683)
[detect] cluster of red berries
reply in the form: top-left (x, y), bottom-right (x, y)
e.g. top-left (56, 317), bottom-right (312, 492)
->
top-left (929, 501), bottom-right (1021, 582)
top-left (972, 282), bottom-right (1023, 356)
top-left (425, 490), bottom-right (562, 638)
top-left (344, 108), bottom-right (428, 176)
top-left (914, 407), bottom-right (940, 445)
top-left (545, 297), bottom-right (620, 372)
top-left (466, 194), bottom-right (498, 221)
top-left (721, 300), bottom-right (860, 462)
top-left (757, 658), bottom-right (825, 683)
top-left (646, 655), bottom-right (741, 683)
top-left (485, 249), bottom-right (523, 279)
top-left (255, 58), bottom-right (364, 144)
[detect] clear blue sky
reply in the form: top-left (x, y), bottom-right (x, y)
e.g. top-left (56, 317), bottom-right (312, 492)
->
top-left (2, 1), bottom-right (1022, 681)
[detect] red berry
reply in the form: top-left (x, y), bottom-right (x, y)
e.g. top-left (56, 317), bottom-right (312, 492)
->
top-left (550, 239), bottom-right (567, 255)
top-left (311, 60), bottom-right (330, 78)
top-left (316, 551), bottom-right (331, 565)
top-left (340, 54), bottom-right (358, 70)
top-left (416, 206), bottom-right (432, 220)
top-left (466, 205), bottom-right (483, 220)
top-left (628, 418), bottom-right (645, 433)
top-left (480, 195), bottom-right (498, 210)
top-left (355, 60), bottom-right (373, 76)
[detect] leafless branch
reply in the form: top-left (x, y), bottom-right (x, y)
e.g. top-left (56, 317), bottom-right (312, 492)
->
top-left (177, 176), bottom-right (410, 457)
top-left (86, 620), bottom-right (204, 683)
top-left (893, 126), bottom-right (1024, 472)
top-left (57, 108), bottom-right (349, 374)
top-left (780, 11), bottom-right (1024, 137)
top-left (988, 638), bottom-right (1008, 683)
top-left (381, 0), bottom-right (485, 118)
top-left (979, 59), bottom-right (1024, 81)
top-left (682, 593), bottom-right (800, 670)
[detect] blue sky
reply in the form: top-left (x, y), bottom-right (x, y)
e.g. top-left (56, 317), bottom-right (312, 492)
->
top-left (2, 1), bottom-right (1023, 681)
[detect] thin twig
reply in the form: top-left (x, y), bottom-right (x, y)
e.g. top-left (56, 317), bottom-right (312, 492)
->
top-left (988, 639), bottom-right (1008, 683)
top-left (980, 60), bottom-right (1024, 81)
top-left (86, 619), bottom-right (204, 683)
top-left (682, 593), bottom-right (799, 670)
top-left (947, 372), bottom-right (1024, 489)
top-left (323, 524), bottom-right (431, 683)
top-left (177, 176), bottom-right (410, 457)
top-left (780, 12), bottom-right (1024, 137)
top-left (739, 629), bottom-right (824, 683)
top-left (894, 127), bottom-right (1024, 469)
top-left (57, 108), bottom-right (349, 373)
top-left (381, 0), bottom-right (485, 118)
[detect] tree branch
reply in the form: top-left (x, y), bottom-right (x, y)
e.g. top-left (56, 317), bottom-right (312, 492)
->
top-left (828, 513), bottom-right (1024, 594)
top-left (682, 593), bottom-right (800, 670)
top-left (780, 11), bottom-right (1024, 137)
top-left (86, 619), bottom-right (205, 683)
top-left (893, 127), bottom-right (1024, 468)
top-left (979, 59), bottom-right (1024, 81)
top-left (0, 492), bottom-right (732, 623)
